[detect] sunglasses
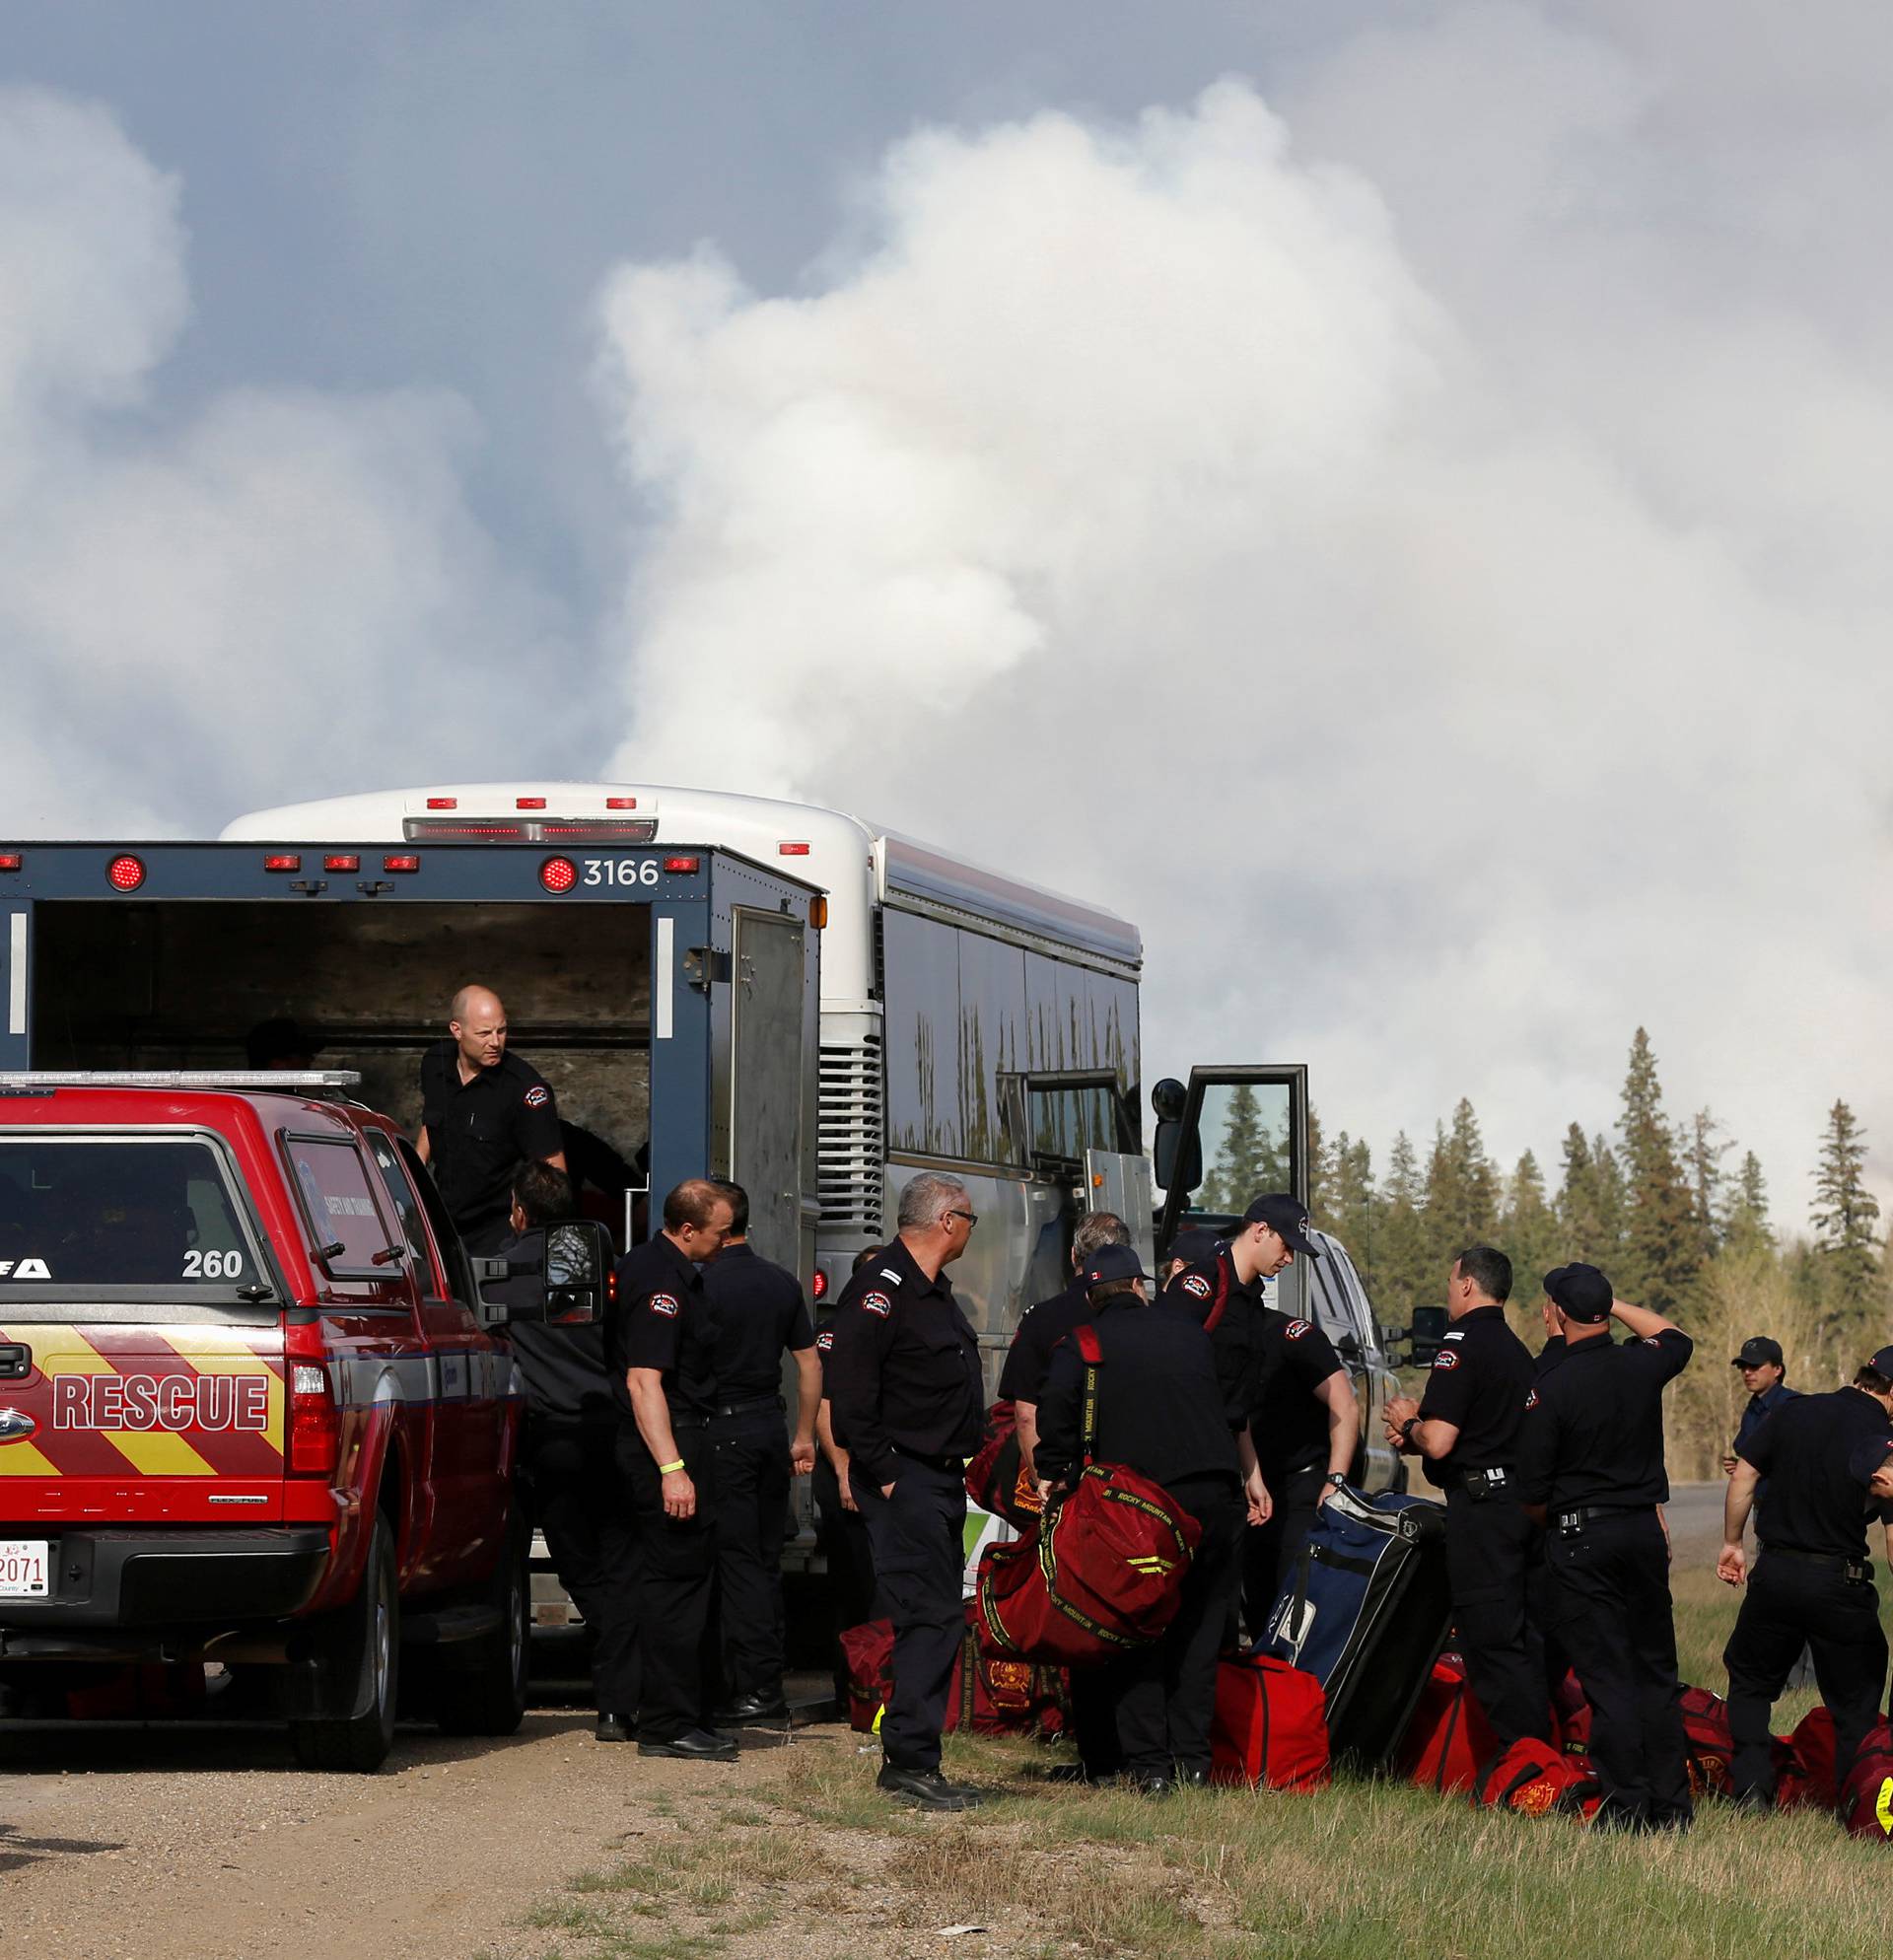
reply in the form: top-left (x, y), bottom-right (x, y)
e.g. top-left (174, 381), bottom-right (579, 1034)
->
top-left (946, 1208), bottom-right (980, 1229)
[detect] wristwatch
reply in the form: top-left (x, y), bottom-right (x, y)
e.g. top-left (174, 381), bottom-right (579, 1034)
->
top-left (1398, 1417), bottom-right (1421, 1443)
top-left (1323, 1472), bottom-right (1348, 1489)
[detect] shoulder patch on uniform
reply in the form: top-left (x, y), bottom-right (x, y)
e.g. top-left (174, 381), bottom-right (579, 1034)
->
top-left (1525, 1388), bottom-right (1540, 1408)
top-left (1180, 1273), bottom-right (1212, 1300)
top-left (816, 1328), bottom-right (833, 1352)
top-left (862, 1292), bottom-right (892, 1317)
top-left (1642, 1336), bottom-right (1662, 1347)
top-left (1444, 1329), bottom-right (1465, 1341)
top-left (647, 1293), bottom-right (680, 1318)
top-left (525, 1084), bottom-right (550, 1108)
top-left (878, 1268), bottom-right (904, 1286)
top-left (1431, 1349), bottom-right (1459, 1371)
top-left (1285, 1319), bottom-right (1311, 1340)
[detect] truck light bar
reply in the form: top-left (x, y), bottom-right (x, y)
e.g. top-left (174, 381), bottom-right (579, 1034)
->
top-left (401, 817), bottom-right (658, 845)
top-left (0, 1072), bottom-right (363, 1090)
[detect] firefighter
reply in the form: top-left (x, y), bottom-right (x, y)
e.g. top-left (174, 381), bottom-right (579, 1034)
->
top-left (998, 1210), bottom-right (1132, 1785)
top-left (1033, 1244), bottom-right (1268, 1793)
top-left (702, 1179), bottom-right (819, 1726)
top-left (494, 1161), bottom-right (640, 1741)
top-left (1384, 1246), bottom-right (1549, 1747)
top-left (1718, 1345), bottom-right (1893, 1807)
top-left (813, 1247), bottom-right (885, 1713)
top-left (416, 984), bottom-right (568, 1255)
top-left (1724, 1336), bottom-right (1796, 1482)
top-left (825, 1173), bottom-right (986, 1811)
top-left (610, 1178), bottom-right (737, 1761)
top-left (1517, 1265), bottom-right (1693, 1830)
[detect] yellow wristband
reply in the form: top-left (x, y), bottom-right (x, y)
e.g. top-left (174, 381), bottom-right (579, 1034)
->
top-left (658, 1458), bottom-right (685, 1475)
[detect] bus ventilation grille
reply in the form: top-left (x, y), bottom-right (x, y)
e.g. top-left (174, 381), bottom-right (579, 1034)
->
top-left (818, 1038), bottom-right (883, 1234)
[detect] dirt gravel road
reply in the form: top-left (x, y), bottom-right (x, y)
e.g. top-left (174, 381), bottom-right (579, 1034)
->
top-left (0, 1694), bottom-right (840, 1960)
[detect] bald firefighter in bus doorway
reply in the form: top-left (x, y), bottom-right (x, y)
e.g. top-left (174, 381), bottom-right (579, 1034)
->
top-left (416, 985), bottom-right (568, 1255)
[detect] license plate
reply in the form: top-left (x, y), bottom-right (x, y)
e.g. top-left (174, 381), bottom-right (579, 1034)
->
top-left (0, 1540), bottom-right (49, 1598)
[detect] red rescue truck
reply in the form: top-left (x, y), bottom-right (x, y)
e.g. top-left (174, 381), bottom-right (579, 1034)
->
top-left (0, 1071), bottom-right (604, 1770)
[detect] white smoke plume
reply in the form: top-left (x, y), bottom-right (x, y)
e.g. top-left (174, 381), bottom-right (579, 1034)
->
top-left (0, 87), bottom-right (567, 836)
top-left (596, 32), bottom-right (1893, 1222)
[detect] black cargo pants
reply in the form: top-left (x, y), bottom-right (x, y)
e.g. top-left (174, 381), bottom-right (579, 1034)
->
top-left (525, 1421), bottom-right (642, 1716)
top-left (1108, 1477), bottom-right (1244, 1781)
top-left (856, 1456), bottom-right (965, 1775)
top-left (1724, 1550), bottom-right (1888, 1803)
top-left (624, 1420), bottom-right (718, 1743)
top-left (708, 1405), bottom-right (792, 1703)
top-left (1445, 1485), bottom-right (1552, 1747)
top-left (1547, 1509), bottom-right (1691, 1826)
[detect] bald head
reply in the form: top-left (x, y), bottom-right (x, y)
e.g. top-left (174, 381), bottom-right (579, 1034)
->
top-left (662, 1178), bottom-right (736, 1264)
top-left (449, 986), bottom-right (508, 1075)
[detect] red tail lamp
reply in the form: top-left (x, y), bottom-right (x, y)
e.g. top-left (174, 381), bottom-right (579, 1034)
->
top-left (106, 854), bottom-right (146, 892)
top-left (811, 1268), bottom-right (828, 1301)
top-left (539, 856), bottom-right (579, 894)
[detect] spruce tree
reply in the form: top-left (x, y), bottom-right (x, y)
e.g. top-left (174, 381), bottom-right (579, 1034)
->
top-left (1812, 1099), bottom-right (1879, 1321)
top-left (1426, 1099), bottom-right (1499, 1247)
top-left (1376, 1131), bottom-right (1436, 1318)
top-left (1685, 1108), bottom-right (1730, 1262)
top-left (1617, 1028), bottom-right (1701, 1314)
top-left (1306, 1104), bottom-right (1326, 1219)
top-left (1722, 1151), bottom-right (1773, 1252)
top-left (1555, 1123), bottom-right (1626, 1265)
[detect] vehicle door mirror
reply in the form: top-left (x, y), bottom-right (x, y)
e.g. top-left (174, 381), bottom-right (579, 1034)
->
top-left (1151, 1079), bottom-right (1201, 1195)
top-left (1406, 1305), bottom-right (1447, 1366)
top-left (473, 1220), bottom-right (612, 1327)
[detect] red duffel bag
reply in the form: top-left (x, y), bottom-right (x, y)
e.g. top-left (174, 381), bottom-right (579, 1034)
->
top-left (1474, 1735), bottom-right (1602, 1819)
top-left (1397, 1651), bottom-right (1500, 1794)
top-left (1782, 1705), bottom-right (1838, 1809)
top-left (1209, 1651), bottom-right (1329, 1790)
top-left (841, 1618), bottom-right (895, 1733)
top-left (1680, 1685), bottom-right (1734, 1799)
top-left (974, 1325), bottom-right (1201, 1667)
top-left (1839, 1721), bottom-right (1893, 1840)
top-left (965, 1400), bottom-right (1043, 1529)
top-left (842, 1608), bottom-right (1071, 1738)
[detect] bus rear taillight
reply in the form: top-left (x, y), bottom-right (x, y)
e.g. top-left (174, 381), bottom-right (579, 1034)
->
top-left (106, 854), bottom-right (145, 892)
top-left (539, 856), bottom-right (578, 893)
top-left (289, 1364), bottom-right (340, 1475)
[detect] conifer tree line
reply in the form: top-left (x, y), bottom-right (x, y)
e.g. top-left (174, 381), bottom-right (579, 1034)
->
top-left (1279, 1028), bottom-right (1883, 1479)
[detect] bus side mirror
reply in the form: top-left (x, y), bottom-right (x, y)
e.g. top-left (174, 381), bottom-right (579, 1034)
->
top-left (1406, 1305), bottom-right (1447, 1366)
top-left (1151, 1079), bottom-right (1201, 1195)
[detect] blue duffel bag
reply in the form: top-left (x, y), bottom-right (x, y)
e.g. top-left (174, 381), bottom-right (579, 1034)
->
top-left (1260, 1482), bottom-right (1450, 1768)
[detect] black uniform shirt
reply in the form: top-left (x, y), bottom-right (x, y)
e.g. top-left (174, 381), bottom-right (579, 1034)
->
top-left (1163, 1246), bottom-right (1263, 1420)
top-left (703, 1240), bottom-right (816, 1403)
top-left (1416, 1304), bottom-right (1536, 1477)
top-left (608, 1231), bottom-right (719, 1424)
top-left (1534, 1335), bottom-right (1568, 1377)
top-left (492, 1230), bottom-right (614, 1428)
top-left (824, 1236), bottom-right (983, 1489)
top-left (998, 1277), bottom-right (1092, 1404)
top-left (1738, 1388), bottom-right (1893, 1560)
top-left (419, 1042), bottom-right (562, 1243)
top-left (1516, 1327), bottom-right (1693, 1509)
top-left (1249, 1311), bottom-right (1347, 1472)
top-left (1034, 1297), bottom-right (1240, 1493)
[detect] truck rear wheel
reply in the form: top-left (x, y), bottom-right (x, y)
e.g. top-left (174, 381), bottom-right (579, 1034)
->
top-left (289, 1513), bottom-right (400, 1773)
top-left (433, 1510), bottom-right (529, 1737)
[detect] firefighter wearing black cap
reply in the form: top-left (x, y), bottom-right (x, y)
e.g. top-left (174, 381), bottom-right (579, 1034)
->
top-left (1165, 1195), bottom-right (1358, 1630)
top-left (1383, 1246), bottom-right (1548, 1747)
top-left (1718, 1344), bottom-right (1893, 1807)
top-left (1033, 1244), bottom-right (1269, 1793)
top-left (1517, 1264), bottom-right (1693, 1829)
top-left (417, 984), bottom-right (568, 1254)
top-left (997, 1211), bottom-right (1132, 1784)
top-left (610, 1177), bottom-right (738, 1761)
top-left (1724, 1336), bottom-right (1796, 1482)
top-left (825, 1172), bottom-right (987, 1812)
top-left (701, 1179), bottom-right (819, 1726)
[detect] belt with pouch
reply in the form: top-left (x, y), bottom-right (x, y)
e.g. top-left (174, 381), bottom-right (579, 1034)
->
top-left (1555, 1503), bottom-right (1654, 1535)
top-left (1446, 1465), bottom-right (1515, 1502)
top-left (1763, 1543), bottom-right (1872, 1583)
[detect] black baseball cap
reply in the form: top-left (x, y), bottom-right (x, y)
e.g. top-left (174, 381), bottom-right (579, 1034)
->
top-left (1543, 1263), bottom-right (1613, 1323)
top-left (1227, 1194), bottom-right (1322, 1259)
top-left (1166, 1227), bottom-right (1220, 1269)
top-left (1731, 1337), bottom-right (1785, 1370)
top-left (1868, 1346), bottom-right (1893, 1381)
top-left (1082, 1243), bottom-right (1156, 1290)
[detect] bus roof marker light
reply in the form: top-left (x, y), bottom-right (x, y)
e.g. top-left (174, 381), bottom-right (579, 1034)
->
top-left (539, 856), bottom-right (578, 894)
top-left (425, 797), bottom-right (456, 809)
top-left (263, 854), bottom-right (302, 873)
top-left (779, 841), bottom-right (811, 856)
top-left (106, 854), bottom-right (146, 892)
top-left (0, 854), bottom-right (21, 873)
top-left (323, 855), bottom-right (360, 873)
top-left (663, 856), bottom-right (700, 874)
top-left (383, 855), bottom-right (421, 874)
top-left (516, 797), bottom-right (547, 810)
top-left (605, 797), bottom-right (638, 809)
top-left (809, 896), bottom-right (828, 930)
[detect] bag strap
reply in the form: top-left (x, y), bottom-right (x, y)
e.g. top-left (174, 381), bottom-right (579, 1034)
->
top-left (959, 1621), bottom-right (977, 1729)
top-left (1200, 1256), bottom-right (1233, 1333)
top-left (1075, 1322), bottom-right (1102, 1463)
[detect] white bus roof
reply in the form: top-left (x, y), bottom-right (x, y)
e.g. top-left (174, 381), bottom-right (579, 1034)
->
top-left (222, 783), bottom-right (1141, 970)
